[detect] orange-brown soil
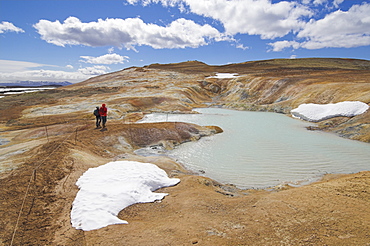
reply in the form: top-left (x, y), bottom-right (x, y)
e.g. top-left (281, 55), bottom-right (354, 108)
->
top-left (1, 58), bottom-right (369, 245)
top-left (1, 120), bottom-right (369, 246)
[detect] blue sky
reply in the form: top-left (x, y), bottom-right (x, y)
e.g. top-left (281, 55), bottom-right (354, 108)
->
top-left (1, 0), bottom-right (369, 83)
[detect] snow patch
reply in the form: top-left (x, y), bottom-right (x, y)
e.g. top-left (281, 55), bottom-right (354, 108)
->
top-left (207, 73), bottom-right (239, 79)
top-left (291, 101), bottom-right (369, 122)
top-left (71, 161), bottom-right (180, 231)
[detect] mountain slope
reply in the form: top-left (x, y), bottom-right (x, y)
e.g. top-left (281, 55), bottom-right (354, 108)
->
top-left (2, 58), bottom-right (369, 141)
top-left (1, 58), bottom-right (370, 245)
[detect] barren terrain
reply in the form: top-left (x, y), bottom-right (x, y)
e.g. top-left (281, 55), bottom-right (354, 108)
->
top-left (1, 58), bottom-right (369, 245)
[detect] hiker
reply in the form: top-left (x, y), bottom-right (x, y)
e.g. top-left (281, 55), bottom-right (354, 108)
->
top-left (99, 103), bottom-right (108, 128)
top-left (93, 106), bottom-right (101, 128)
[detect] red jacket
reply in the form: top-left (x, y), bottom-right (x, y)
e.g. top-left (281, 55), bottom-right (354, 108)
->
top-left (99, 104), bottom-right (107, 116)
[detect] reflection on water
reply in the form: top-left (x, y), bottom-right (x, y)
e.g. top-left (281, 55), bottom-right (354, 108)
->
top-left (139, 108), bottom-right (370, 189)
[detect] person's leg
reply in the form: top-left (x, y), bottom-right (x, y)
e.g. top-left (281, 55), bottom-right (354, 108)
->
top-left (96, 116), bottom-right (101, 128)
top-left (102, 116), bottom-right (107, 127)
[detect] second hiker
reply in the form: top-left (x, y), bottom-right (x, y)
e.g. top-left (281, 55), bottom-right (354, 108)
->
top-left (93, 106), bottom-right (101, 128)
top-left (99, 103), bottom-right (108, 128)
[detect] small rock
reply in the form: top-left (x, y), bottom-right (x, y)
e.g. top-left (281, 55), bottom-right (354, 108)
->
top-left (191, 238), bottom-right (199, 244)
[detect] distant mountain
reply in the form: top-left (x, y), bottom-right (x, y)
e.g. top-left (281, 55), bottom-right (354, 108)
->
top-left (0, 81), bottom-right (72, 87)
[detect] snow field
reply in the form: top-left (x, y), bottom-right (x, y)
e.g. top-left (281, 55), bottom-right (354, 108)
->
top-left (291, 101), bottom-right (369, 122)
top-left (207, 73), bottom-right (239, 79)
top-left (71, 161), bottom-right (180, 231)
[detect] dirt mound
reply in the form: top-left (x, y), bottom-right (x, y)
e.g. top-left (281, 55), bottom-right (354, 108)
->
top-left (0, 121), bottom-right (221, 245)
top-left (0, 139), bottom-right (75, 245)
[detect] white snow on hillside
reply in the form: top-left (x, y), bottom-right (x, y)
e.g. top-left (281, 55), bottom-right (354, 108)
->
top-left (291, 101), bottom-right (369, 122)
top-left (207, 73), bottom-right (239, 79)
top-left (71, 161), bottom-right (180, 231)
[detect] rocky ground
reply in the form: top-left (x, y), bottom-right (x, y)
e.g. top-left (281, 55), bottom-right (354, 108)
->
top-left (1, 58), bottom-right (370, 245)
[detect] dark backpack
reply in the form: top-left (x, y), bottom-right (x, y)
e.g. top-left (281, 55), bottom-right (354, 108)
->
top-left (93, 109), bottom-right (100, 117)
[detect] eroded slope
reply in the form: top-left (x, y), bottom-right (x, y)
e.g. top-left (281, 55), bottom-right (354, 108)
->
top-left (1, 58), bottom-right (370, 245)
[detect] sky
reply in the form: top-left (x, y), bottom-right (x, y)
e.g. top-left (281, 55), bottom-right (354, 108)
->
top-left (1, 0), bottom-right (370, 84)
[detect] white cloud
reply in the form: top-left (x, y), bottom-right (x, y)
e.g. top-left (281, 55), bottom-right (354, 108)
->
top-left (0, 21), bottom-right (25, 34)
top-left (191, 0), bottom-right (312, 39)
top-left (293, 0), bottom-right (343, 8)
top-left (268, 40), bottom-right (301, 52)
top-left (33, 16), bottom-right (228, 50)
top-left (0, 60), bottom-right (46, 73)
top-left (333, 0), bottom-right (344, 8)
top-left (236, 44), bottom-right (249, 50)
top-left (78, 65), bottom-right (110, 76)
top-left (128, 0), bottom-right (370, 51)
top-left (0, 60), bottom-right (107, 83)
top-left (297, 3), bottom-right (370, 49)
top-left (313, 0), bottom-right (327, 6)
top-left (108, 47), bottom-right (115, 54)
top-left (269, 3), bottom-right (370, 51)
top-left (0, 69), bottom-right (90, 83)
top-left (127, 0), bottom-right (313, 39)
top-left (80, 53), bottom-right (129, 64)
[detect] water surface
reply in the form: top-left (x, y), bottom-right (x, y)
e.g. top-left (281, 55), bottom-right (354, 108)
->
top-left (139, 108), bottom-right (370, 189)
